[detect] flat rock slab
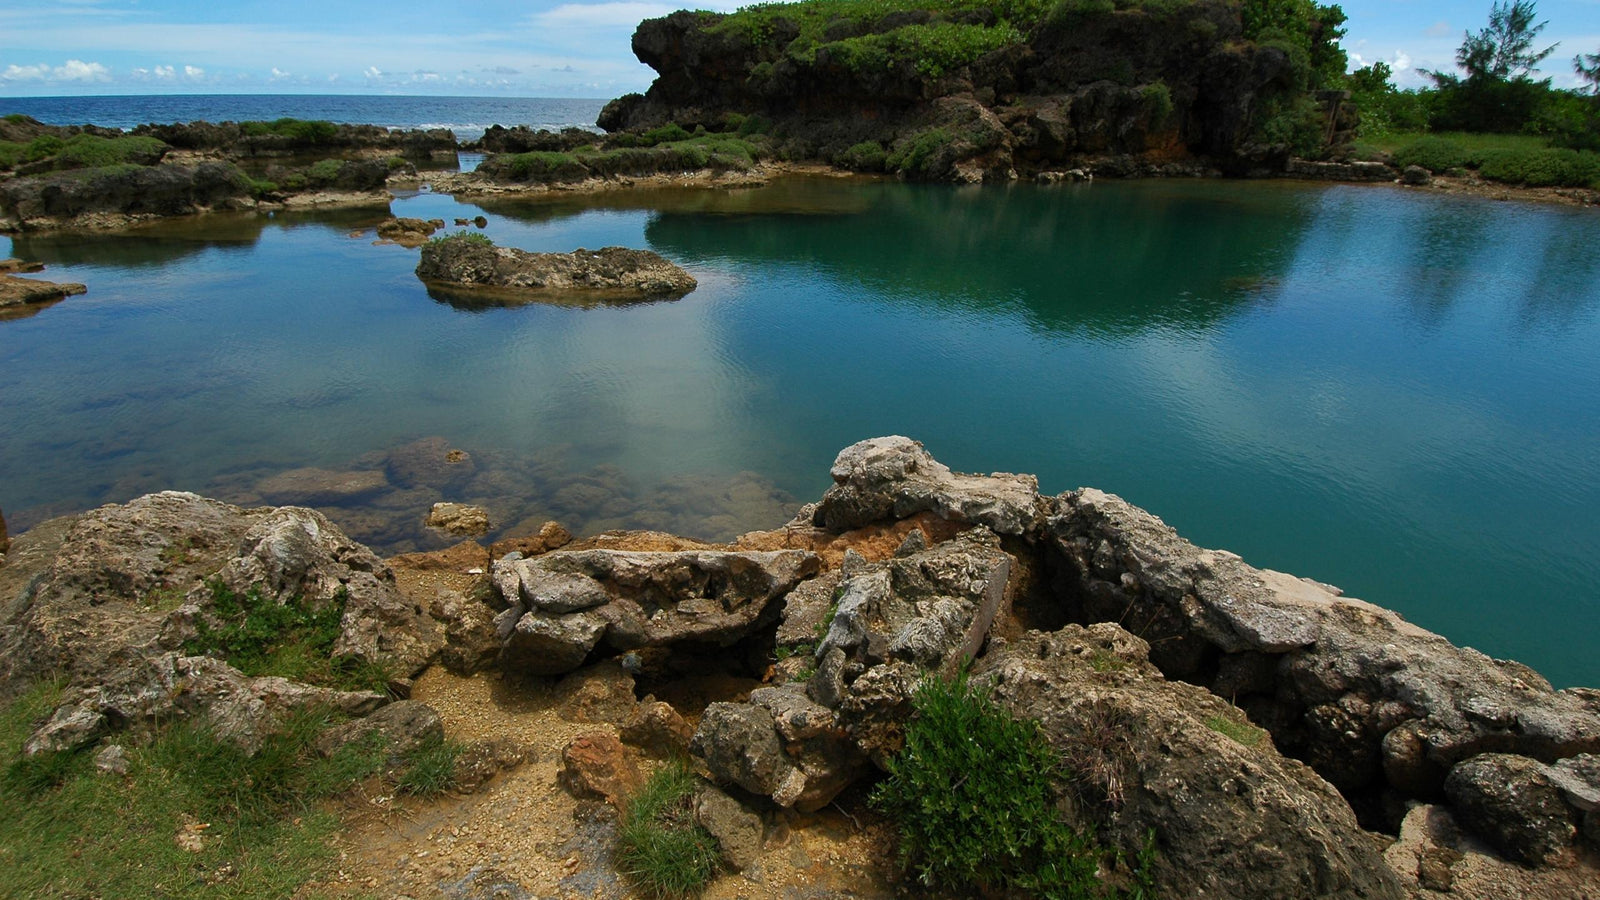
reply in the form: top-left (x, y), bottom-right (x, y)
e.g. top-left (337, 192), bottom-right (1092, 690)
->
top-left (416, 239), bottom-right (695, 303)
top-left (0, 274), bottom-right (86, 317)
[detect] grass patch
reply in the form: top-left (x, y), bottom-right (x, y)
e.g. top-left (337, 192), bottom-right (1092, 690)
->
top-left (240, 118), bottom-right (340, 144)
top-left (1203, 713), bottom-right (1266, 748)
top-left (1363, 130), bottom-right (1552, 158)
top-left (872, 671), bottom-right (1153, 898)
top-left (617, 759), bottom-right (720, 899)
top-left (427, 231), bottom-right (495, 247)
top-left (0, 134), bottom-right (167, 171)
top-left (0, 686), bottom-right (382, 900)
top-left (183, 580), bottom-right (390, 692)
top-left (395, 733), bottom-right (462, 797)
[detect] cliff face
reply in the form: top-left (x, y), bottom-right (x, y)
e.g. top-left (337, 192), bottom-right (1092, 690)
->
top-left (600, 0), bottom-right (1338, 178)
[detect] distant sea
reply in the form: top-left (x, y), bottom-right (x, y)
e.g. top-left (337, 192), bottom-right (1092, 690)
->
top-left (0, 94), bottom-right (608, 142)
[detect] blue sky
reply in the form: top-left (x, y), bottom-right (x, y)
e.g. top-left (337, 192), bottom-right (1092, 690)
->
top-left (2, 0), bottom-right (1597, 97)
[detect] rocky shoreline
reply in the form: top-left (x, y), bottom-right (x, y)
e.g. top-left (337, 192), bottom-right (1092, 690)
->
top-left (2, 437), bottom-right (1595, 898)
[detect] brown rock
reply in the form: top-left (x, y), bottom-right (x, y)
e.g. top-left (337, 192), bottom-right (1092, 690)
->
top-left (427, 587), bottom-right (501, 674)
top-left (426, 502), bottom-right (490, 536)
top-left (0, 274), bottom-right (86, 318)
top-left (416, 240), bottom-right (696, 301)
top-left (620, 700), bottom-right (694, 757)
top-left (694, 786), bottom-right (764, 871)
top-left (0, 258), bottom-right (44, 273)
top-left (559, 731), bottom-right (642, 806)
top-left (256, 466), bottom-right (390, 504)
top-left (488, 520), bottom-right (572, 559)
top-left (1445, 754), bottom-right (1578, 867)
top-left (375, 216), bottom-right (444, 247)
top-left (554, 661), bottom-right (638, 725)
top-left (390, 540), bottom-right (490, 573)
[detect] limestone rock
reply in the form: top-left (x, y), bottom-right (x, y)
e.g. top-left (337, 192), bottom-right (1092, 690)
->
top-left (428, 587), bottom-right (502, 674)
top-left (690, 702), bottom-right (800, 802)
top-left (376, 217), bottom-right (444, 247)
top-left (559, 731), bottom-right (642, 806)
top-left (416, 240), bottom-right (696, 300)
top-left (620, 700), bottom-right (694, 757)
top-left (386, 436), bottom-right (475, 490)
top-left (977, 628), bottom-right (1405, 900)
top-left (427, 502), bottom-right (490, 536)
top-left (314, 699), bottom-right (444, 760)
top-left (1445, 754), bottom-right (1577, 867)
top-left (554, 661), bottom-right (638, 724)
top-left (694, 786), bottom-right (764, 871)
top-left (0, 274), bottom-right (86, 316)
top-left (256, 466), bottom-right (389, 504)
top-left (489, 520), bottom-right (573, 559)
top-left (24, 652), bottom-right (384, 756)
top-left (93, 743), bottom-right (128, 775)
top-left (491, 548), bottom-right (819, 675)
top-left (812, 436), bottom-right (1044, 535)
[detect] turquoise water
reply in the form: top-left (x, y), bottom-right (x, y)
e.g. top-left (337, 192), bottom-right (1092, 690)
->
top-left (2, 178), bottom-right (1597, 687)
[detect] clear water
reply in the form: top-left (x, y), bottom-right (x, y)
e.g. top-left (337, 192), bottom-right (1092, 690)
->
top-left (1, 178), bottom-right (1596, 687)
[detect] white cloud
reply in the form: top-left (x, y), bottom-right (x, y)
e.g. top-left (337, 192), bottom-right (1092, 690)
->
top-left (183, 64), bottom-right (204, 79)
top-left (270, 66), bottom-right (289, 79)
top-left (529, 0), bottom-right (739, 30)
top-left (1, 58), bottom-right (110, 82)
top-left (363, 66), bottom-right (383, 79)
top-left (1393, 51), bottom-right (1412, 72)
top-left (1425, 21), bottom-right (1453, 39)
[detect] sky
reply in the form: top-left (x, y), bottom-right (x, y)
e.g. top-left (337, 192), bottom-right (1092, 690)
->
top-left (1, 0), bottom-right (1597, 98)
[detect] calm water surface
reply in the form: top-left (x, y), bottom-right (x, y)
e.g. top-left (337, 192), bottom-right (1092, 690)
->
top-left (1, 178), bottom-right (1596, 686)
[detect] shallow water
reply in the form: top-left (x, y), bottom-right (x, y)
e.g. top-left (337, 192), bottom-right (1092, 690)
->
top-left (2, 177), bottom-right (1597, 686)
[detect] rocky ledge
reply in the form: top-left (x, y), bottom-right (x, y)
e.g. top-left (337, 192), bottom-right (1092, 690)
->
top-left (0, 272), bottom-right (86, 320)
top-left (415, 235), bottom-right (697, 302)
top-left (2, 438), bottom-right (1596, 898)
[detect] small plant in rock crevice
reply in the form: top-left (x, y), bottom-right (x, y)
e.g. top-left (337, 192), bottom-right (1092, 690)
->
top-left (183, 580), bottom-right (389, 692)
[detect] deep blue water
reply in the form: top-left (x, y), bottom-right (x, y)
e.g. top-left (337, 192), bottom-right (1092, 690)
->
top-left (0, 94), bottom-right (606, 142)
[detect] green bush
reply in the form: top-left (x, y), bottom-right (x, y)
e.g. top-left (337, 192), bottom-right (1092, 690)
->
top-left (1047, 0), bottom-right (1115, 27)
top-left (872, 672), bottom-right (1149, 898)
top-left (642, 123), bottom-right (694, 145)
top-left (248, 178), bottom-right (278, 198)
top-left (184, 580), bottom-right (389, 692)
top-left (1141, 81), bottom-right (1173, 126)
top-left (836, 140), bottom-right (889, 171)
top-left (305, 158), bottom-right (345, 184)
top-left (616, 759), bottom-right (720, 899)
top-left (428, 231), bottom-right (495, 247)
top-left (1476, 146), bottom-right (1600, 187)
top-left (822, 21), bottom-right (1023, 78)
top-left (241, 118), bottom-right (340, 144)
top-left (1391, 136), bottom-right (1473, 172)
top-left (500, 150), bottom-right (589, 182)
top-left (887, 127), bottom-right (956, 177)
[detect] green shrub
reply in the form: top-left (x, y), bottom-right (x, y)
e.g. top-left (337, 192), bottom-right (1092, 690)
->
top-left (617, 759), bottom-right (720, 899)
top-left (241, 118), bottom-right (340, 144)
top-left (386, 155), bottom-right (409, 169)
top-left (887, 127), bottom-right (956, 177)
top-left (1141, 81), bottom-right (1173, 126)
top-left (395, 733), bottom-right (462, 796)
top-left (305, 157), bottom-right (345, 184)
top-left (642, 123), bottom-right (693, 145)
top-left (42, 134), bottom-right (167, 170)
top-left (500, 150), bottom-right (589, 182)
top-left (428, 231), bottom-right (495, 247)
top-left (247, 178), bottom-right (278, 198)
top-left (0, 141), bottom-right (22, 169)
top-left (1047, 0), bottom-right (1115, 27)
top-left (872, 672), bottom-right (1148, 898)
top-left (184, 580), bottom-right (389, 692)
top-left (1476, 146), bottom-right (1600, 187)
top-left (1391, 136), bottom-right (1473, 173)
top-left (836, 140), bottom-right (888, 171)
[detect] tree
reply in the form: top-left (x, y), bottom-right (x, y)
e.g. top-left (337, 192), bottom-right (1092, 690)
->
top-left (1578, 50), bottom-right (1600, 95)
top-left (1453, 0), bottom-right (1557, 81)
top-left (1425, 0), bottom-right (1560, 132)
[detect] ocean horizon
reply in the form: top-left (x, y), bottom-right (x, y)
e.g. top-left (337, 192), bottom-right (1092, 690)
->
top-left (0, 94), bottom-right (610, 142)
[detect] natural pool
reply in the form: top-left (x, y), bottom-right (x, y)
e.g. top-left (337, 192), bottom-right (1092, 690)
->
top-left (2, 177), bottom-right (1596, 686)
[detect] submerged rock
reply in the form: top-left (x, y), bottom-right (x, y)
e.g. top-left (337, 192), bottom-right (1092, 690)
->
top-left (416, 237), bottom-right (696, 301)
top-left (426, 502), bottom-right (491, 536)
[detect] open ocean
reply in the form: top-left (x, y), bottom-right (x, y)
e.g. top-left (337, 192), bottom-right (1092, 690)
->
top-left (0, 94), bottom-right (608, 142)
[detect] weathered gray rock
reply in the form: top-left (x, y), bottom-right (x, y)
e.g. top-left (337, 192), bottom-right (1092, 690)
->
top-left (690, 702), bottom-right (801, 802)
top-left (427, 502), bottom-right (490, 536)
top-left (977, 627), bottom-right (1406, 900)
top-left (314, 699), bottom-right (444, 760)
top-left (1045, 487), bottom-right (1600, 814)
top-left (429, 587), bottom-right (502, 674)
top-left (491, 548), bottom-right (819, 675)
top-left (93, 743), bottom-right (128, 775)
top-left (1445, 754), bottom-right (1577, 867)
top-left (24, 652), bottom-right (385, 756)
top-left (1400, 165), bottom-right (1432, 186)
top-left (416, 239), bottom-right (696, 300)
top-left (812, 436), bottom-right (1044, 535)
top-left (694, 786), bottom-right (764, 871)
top-left (0, 492), bottom-right (443, 700)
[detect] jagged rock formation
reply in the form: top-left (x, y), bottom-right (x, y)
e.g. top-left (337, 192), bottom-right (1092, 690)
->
top-left (600, 0), bottom-right (1349, 179)
top-left (416, 238), bottom-right (698, 302)
top-left (0, 162), bottom-right (256, 231)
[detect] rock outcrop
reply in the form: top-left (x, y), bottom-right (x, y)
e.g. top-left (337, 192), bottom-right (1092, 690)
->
top-left (0, 491), bottom-right (442, 700)
top-left (490, 547), bottom-right (819, 674)
top-left (0, 162), bottom-right (255, 231)
top-left (416, 238), bottom-right (697, 301)
top-left (0, 274), bottom-right (85, 318)
top-left (130, 120), bottom-right (457, 158)
top-left (600, 0), bottom-right (1348, 179)
top-left (375, 216), bottom-right (445, 247)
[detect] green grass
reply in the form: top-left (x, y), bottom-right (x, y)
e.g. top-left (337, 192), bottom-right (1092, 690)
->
top-left (183, 580), bottom-right (390, 692)
top-left (395, 733), bottom-right (463, 797)
top-left (616, 759), bottom-right (721, 899)
top-left (1203, 713), bottom-right (1266, 748)
top-left (0, 683), bottom-right (383, 899)
top-left (0, 134), bottom-right (166, 172)
top-left (239, 118), bottom-right (340, 144)
top-left (427, 231), bottom-right (495, 247)
top-left (1359, 129), bottom-right (1552, 157)
top-left (484, 135), bottom-right (767, 183)
top-left (872, 671), bottom-right (1154, 898)
top-left (1368, 132), bottom-right (1600, 188)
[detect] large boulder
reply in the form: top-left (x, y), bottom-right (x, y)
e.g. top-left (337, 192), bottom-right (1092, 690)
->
top-left (1444, 754), bottom-right (1578, 867)
top-left (976, 627), bottom-right (1405, 900)
top-left (416, 239), bottom-right (696, 301)
top-left (491, 547), bottom-right (819, 675)
top-left (812, 436), bottom-right (1045, 535)
top-left (0, 491), bottom-right (443, 700)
